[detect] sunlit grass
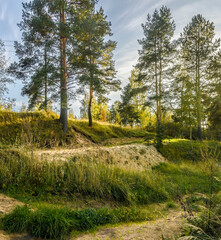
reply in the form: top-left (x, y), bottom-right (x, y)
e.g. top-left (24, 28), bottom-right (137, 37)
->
top-left (0, 110), bottom-right (147, 146)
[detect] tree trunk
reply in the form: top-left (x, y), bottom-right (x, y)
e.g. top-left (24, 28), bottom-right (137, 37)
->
top-left (44, 47), bottom-right (48, 111)
top-left (59, 0), bottom-right (68, 133)
top-left (196, 35), bottom-right (202, 141)
top-left (154, 38), bottom-right (159, 123)
top-left (88, 85), bottom-right (93, 127)
top-left (159, 40), bottom-right (162, 122)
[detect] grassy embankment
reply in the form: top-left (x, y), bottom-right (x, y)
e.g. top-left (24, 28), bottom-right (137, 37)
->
top-left (0, 110), bottom-right (220, 239)
top-left (0, 110), bottom-right (147, 147)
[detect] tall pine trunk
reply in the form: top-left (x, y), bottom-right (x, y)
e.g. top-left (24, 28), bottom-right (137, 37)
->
top-left (154, 38), bottom-right (159, 123)
top-left (88, 84), bottom-right (93, 127)
top-left (44, 47), bottom-right (48, 111)
top-left (196, 44), bottom-right (202, 141)
top-left (59, 1), bottom-right (68, 132)
top-left (159, 39), bottom-right (162, 122)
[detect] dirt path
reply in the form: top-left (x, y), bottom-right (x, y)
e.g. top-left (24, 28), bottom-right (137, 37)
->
top-left (0, 194), bottom-right (23, 215)
top-left (75, 210), bottom-right (184, 240)
top-left (0, 232), bottom-right (38, 240)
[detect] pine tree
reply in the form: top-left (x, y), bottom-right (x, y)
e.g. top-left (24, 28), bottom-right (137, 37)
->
top-left (70, 6), bottom-right (120, 127)
top-left (109, 101), bottom-right (121, 125)
top-left (12, 0), bottom-right (97, 132)
top-left (172, 52), bottom-right (197, 139)
top-left (129, 68), bottom-right (146, 111)
top-left (128, 68), bottom-right (152, 127)
top-left (179, 14), bottom-right (220, 140)
top-left (137, 6), bottom-right (175, 145)
top-left (0, 40), bottom-right (13, 99)
top-left (118, 84), bottom-right (140, 126)
top-left (9, 1), bottom-right (60, 111)
top-left (206, 50), bottom-right (221, 140)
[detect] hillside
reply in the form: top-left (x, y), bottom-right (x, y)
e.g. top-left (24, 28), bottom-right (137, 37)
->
top-left (0, 111), bottom-right (220, 239)
top-left (0, 110), bottom-right (147, 147)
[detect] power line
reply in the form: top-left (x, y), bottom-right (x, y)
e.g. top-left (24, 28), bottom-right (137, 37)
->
top-left (5, 51), bottom-right (16, 53)
top-left (2, 40), bottom-right (15, 43)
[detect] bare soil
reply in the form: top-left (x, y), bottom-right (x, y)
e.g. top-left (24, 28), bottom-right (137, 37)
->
top-left (36, 144), bottom-right (166, 170)
top-left (0, 194), bottom-right (23, 215)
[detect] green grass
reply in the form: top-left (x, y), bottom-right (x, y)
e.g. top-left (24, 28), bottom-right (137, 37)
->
top-left (152, 162), bottom-right (220, 197)
top-left (0, 205), bottom-right (157, 239)
top-left (69, 119), bottom-right (146, 143)
top-left (0, 110), bottom-right (146, 146)
top-left (0, 147), bottom-right (168, 205)
top-left (0, 110), bottom-right (72, 147)
top-left (0, 113), bottom-right (221, 239)
top-left (160, 139), bottom-right (221, 162)
top-left (178, 193), bottom-right (221, 240)
top-left (1, 146), bottom-right (220, 206)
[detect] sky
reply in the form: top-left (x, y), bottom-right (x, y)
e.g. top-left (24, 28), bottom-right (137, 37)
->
top-left (1, 0), bottom-right (221, 116)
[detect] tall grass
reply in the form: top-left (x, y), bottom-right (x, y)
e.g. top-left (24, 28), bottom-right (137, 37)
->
top-left (0, 148), bottom-right (168, 204)
top-left (1, 147), bottom-right (220, 206)
top-left (0, 205), bottom-right (154, 239)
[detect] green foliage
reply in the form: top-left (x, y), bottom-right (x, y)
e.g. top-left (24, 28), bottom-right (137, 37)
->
top-left (186, 204), bottom-right (221, 239)
top-left (137, 6), bottom-right (176, 129)
top-left (0, 39), bottom-right (13, 98)
top-left (1, 205), bottom-right (152, 239)
top-left (117, 84), bottom-right (141, 126)
top-left (179, 192), bottom-right (221, 239)
top-left (178, 14), bottom-right (220, 140)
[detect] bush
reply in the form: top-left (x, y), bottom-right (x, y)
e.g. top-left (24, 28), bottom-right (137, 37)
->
top-left (29, 207), bottom-right (73, 239)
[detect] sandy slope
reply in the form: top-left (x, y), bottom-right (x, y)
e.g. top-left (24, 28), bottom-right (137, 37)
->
top-left (36, 144), bottom-right (166, 170)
